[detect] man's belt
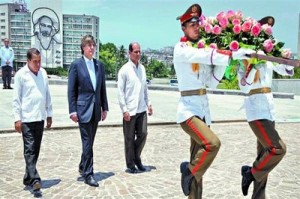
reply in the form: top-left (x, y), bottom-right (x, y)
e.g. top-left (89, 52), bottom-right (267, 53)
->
top-left (249, 87), bottom-right (271, 95)
top-left (180, 89), bottom-right (207, 96)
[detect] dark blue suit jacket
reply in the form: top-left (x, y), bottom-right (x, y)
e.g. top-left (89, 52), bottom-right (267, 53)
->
top-left (68, 57), bottom-right (108, 123)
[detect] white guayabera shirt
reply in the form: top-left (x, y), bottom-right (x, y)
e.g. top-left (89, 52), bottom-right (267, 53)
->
top-left (117, 59), bottom-right (150, 116)
top-left (12, 64), bottom-right (53, 123)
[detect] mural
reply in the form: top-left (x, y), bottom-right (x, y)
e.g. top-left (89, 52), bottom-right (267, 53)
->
top-left (32, 7), bottom-right (61, 50)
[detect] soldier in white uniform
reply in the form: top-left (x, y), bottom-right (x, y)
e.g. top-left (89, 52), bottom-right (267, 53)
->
top-left (238, 17), bottom-right (295, 199)
top-left (173, 4), bottom-right (248, 198)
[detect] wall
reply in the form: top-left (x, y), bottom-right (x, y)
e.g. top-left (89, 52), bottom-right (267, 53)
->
top-left (272, 79), bottom-right (300, 95)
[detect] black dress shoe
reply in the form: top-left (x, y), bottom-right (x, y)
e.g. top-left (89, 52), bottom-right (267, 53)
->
top-left (7, 86), bottom-right (13, 89)
top-left (127, 167), bottom-right (138, 174)
top-left (180, 162), bottom-right (194, 196)
top-left (136, 163), bottom-right (146, 172)
top-left (84, 175), bottom-right (99, 187)
top-left (241, 165), bottom-right (254, 196)
top-left (32, 180), bottom-right (41, 191)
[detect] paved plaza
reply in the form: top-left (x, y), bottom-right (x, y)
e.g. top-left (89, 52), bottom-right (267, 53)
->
top-left (0, 123), bottom-right (299, 198)
top-left (0, 84), bottom-right (299, 198)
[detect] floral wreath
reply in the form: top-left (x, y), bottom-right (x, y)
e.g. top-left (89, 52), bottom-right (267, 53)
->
top-left (180, 10), bottom-right (292, 80)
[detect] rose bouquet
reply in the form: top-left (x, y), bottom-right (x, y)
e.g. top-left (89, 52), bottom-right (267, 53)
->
top-left (197, 10), bottom-right (293, 80)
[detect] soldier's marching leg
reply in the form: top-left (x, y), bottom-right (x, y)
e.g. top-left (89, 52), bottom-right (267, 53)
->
top-left (180, 116), bottom-right (221, 198)
top-left (188, 177), bottom-right (203, 199)
top-left (248, 120), bottom-right (286, 196)
top-left (252, 140), bottom-right (268, 199)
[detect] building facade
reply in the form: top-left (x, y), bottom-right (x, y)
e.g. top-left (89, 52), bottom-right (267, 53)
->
top-left (63, 14), bottom-right (99, 68)
top-left (0, 0), bottom-right (99, 69)
top-left (298, 13), bottom-right (300, 59)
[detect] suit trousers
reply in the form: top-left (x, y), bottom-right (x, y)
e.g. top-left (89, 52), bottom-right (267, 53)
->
top-left (248, 120), bottom-right (286, 199)
top-left (2, 65), bottom-right (12, 88)
top-left (21, 121), bottom-right (44, 185)
top-left (123, 111), bottom-right (148, 168)
top-left (78, 116), bottom-right (98, 178)
top-left (180, 116), bottom-right (221, 199)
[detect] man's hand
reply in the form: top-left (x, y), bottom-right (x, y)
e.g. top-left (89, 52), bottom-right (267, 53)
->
top-left (46, 117), bottom-right (52, 128)
top-left (101, 111), bottom-right (107, 121)
top-left (123, 111), bottom-right (131, 121)
top-left (14, 120), bottom-right (22, 133)
top-left (232, 48), bottom-right (256, 60)
top-left (148, 105), bottom-right (153, 116)
top-left (70, 113), bottom-right (78, 123)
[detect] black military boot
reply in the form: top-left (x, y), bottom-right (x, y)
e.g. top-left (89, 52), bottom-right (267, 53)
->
top-left (180, 161), bottom-right (194, 196)
top-left (241, 165), bottom-right (254, 196)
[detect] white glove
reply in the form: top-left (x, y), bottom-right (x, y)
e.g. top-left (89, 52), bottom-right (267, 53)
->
top-left (232, 48), bottom-right (256, 60)
top-left (286, 65), bottom-right (294, 70)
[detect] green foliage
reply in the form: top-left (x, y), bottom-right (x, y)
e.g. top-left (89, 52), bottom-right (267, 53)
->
top-left (99, 42), bottom-right (172, 79)
top-left (218, 77), bottom-right (239, 90)
top-left (293, 67), bottom-right (300, 78)
top-left (44, 67), bottom-right (68, 77)
top-left (99, 42), bottom-right (118, 76)
top-left (146, 59), bottom-right (169, 78)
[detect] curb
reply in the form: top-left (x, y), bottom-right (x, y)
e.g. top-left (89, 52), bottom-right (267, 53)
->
top-left (0, 120), bottom-right (253, 134)
top-left (1, 120), bottom-right (298, 134)
top-left (48, 79), bottom-right (295, 99)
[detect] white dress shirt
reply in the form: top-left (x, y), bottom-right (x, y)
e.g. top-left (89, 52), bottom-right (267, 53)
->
top-left (0, 46), bottom-right (14, 68)
top-left (12, 64), bottom-right (53, 122)
top-left (238, 62), bottom-right (294, 122)
top-left (83, 56), bottom-right (96, 90)
top-left (173, 42), bottom-right (230, 124)
top-left (117, 59), bottom-right (150, 116)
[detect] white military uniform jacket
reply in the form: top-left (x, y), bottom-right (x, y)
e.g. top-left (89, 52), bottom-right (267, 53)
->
top-left (238, 62), bottom-right (294, 122)
top-left (173, 42), bottom-right (230, 124)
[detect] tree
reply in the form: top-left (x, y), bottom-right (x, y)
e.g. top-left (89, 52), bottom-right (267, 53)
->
top-left (146, 58), bottom-right (169, 78)
top-left (140, 53), bottom-right (148, 66)
top-left (99, 42), bottom-right (117, 78)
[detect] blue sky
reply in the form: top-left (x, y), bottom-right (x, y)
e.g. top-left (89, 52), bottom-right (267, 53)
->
top-left (2, 0), bottom-right (300, 52)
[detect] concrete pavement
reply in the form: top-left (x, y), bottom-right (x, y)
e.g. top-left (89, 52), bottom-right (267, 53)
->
top-left (0, 83), bottom-right (300, 131)
top-left (0, 83), bottom-right (299, 198)
top-left (0, 123), bottom-right (299, 198)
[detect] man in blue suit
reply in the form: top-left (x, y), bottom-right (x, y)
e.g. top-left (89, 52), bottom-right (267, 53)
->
top-left (68, 35), bottom-right (108, 187)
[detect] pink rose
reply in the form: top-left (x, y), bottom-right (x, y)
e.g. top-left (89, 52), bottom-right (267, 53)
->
top-left (199, 15), bottom-right (206, 27)
top-left (251, 23), bottom-right (261, 37)
top-left (212, 25), bottom-right (222, 35)
top-left (216, 12), bottom-right (225, 21)
top-left (281, 49), bottom-right (292, 58)
top-left (209, 43), bottom-right (218, 49)
top-left (241, 20), bottom-right (252, 32)
top-left (229, 41), bottom-right (239, 51)
top-left (233, 24), bottom-right (242, 34)
top-left (204, 23), bottom-right (213, 33)
top-left (232, 18), bottom-right (241, 26)
top-left (219, 17), bottom-right (229, 29)
top-left (198, 40), bottom-right (205, 48)
top-left (263, 39), bottom-right (274, 53)
top-left (262, 24), bottom-right (272, 35)
top-left (226, 10), bottom-right (235, 19)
